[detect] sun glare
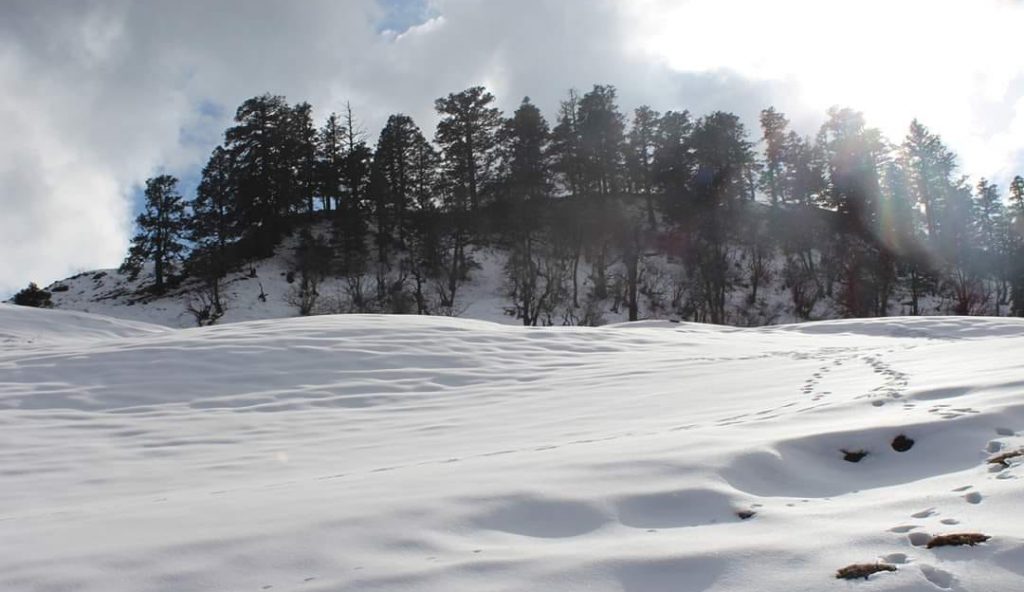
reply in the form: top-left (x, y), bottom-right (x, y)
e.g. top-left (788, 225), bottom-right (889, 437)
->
top-left (624, 0), bottom-right (1024, 179)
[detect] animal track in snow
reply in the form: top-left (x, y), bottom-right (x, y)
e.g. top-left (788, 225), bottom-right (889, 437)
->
top-left (908, 531), bottom-right (932, 546)
top-left (920, 564), bottom-right (955, 589)
top-left (881, 552), bottom-right (909, 564)
top-left (890, 524), bottom-right (919, 533)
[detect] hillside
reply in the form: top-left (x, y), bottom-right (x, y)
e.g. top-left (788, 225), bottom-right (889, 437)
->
top-left (24, 211), bottom-right (982, 330)
top-left (2, 304), bottom-right (1023, 590)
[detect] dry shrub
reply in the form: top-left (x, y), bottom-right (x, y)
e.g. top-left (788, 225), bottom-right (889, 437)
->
top-left (926, 533), bottom-right (990, 549)
top-left (836, 563), bottom-right (896, 580)
top-left (987, 449), bottom-right (1023, 468)
top-left (841, 449), bottom-right (868, 463)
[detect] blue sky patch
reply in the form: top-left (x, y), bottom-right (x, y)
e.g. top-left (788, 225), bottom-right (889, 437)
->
top-left (376, 0), bottom-right (436, 34)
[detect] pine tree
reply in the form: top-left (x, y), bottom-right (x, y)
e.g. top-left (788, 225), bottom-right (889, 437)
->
top-left (577, 84), bottom-right (626, 197)
top-left (501, 97), bottom-right (551, 202)
top-left (975, 178), bottom-right (1010, 312)
top-left (317, 112), bottom-right (346, 213)
top-left (689, 111), bottom-right (755, 208)
top-left (121, 175), bottom-right (188, 293)
top-left (815, 107), bottom-right (885, 233)
top-left (550, 89), bottom-right (584, 197)
top-left (325, 104), bottom-right (372, 277)
top-left (901, 119), bottom-right (957, 240)
top-left (1008, 176), bottom-right (1024, 315)
top-left (225, 94), bottom-right (294, 254)
top-left (498, 97), bottom-right (554, 325)
top-left (652, 110), bottom-right (695, 219)
top-left (342, 102), bottom-right (372, 209)
top-left (371, 114), bottom-right (434, 252)
top-left (627, 105), bottom-right (661, 227)
top-left (188, 146), bottom-right (241, 315)
top-left (434, 86), bottom-right (503, 211)
top-left (685, 111), bottom-right (754, 323)
top-left (759, 107), bottom-right (789, 205)
top-left (290, 102), bottom-right (318, 217)
top-left (974, 179), bottom-right (1003, 251)
top-left (781, 131), bottom-right (823, 206)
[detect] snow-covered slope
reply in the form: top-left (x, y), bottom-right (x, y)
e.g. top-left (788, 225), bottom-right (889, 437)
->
top-left (1, 305), bottom-right (1023, 591)
top-left (33, 242), bottom-right (518, 329)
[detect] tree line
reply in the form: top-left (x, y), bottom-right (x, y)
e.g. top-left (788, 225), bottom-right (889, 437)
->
top-left (114, 84), bottom-right (1024, 325)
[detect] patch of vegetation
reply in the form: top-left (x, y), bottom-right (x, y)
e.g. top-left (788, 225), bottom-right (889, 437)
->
top-left (891, 434), bottom-right (914, 452)
top-left (841, 449), bottom-right (868, 463)
top-left (835, 563), bottom-right (897, 580)
top-left (926, 533), bottom-right (990, 549)
top-left (987, 449), bottom-right (1023, 468)
top-left (12, 283), bottom-right (53, 308)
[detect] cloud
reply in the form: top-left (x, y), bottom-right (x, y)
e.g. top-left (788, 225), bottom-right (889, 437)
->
top-left (2, 0), bottom-right (1023, 295)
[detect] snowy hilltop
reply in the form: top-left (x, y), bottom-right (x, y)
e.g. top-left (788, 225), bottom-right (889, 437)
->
top-left (16, 88), bottom-right (1024, 331)
top-left (2, 303), bottom-right (1023, 590)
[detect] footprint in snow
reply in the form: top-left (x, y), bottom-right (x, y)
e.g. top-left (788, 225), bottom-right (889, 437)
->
top-left (881, 552), bottom-right (909, 564)
top-left (963, 491), bottom-right (983, 504)
top-left (911, 508), bottom-right (937, 518)
top-left (920, 564), bottom-right (955, 589)
top-left (908, 532), bottom-right (932, 547)
top-left (890, 524), bottom-right (919, 533)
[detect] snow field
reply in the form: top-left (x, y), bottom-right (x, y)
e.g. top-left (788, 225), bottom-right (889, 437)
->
top-left (1, 305), bottom-right (1023, 590)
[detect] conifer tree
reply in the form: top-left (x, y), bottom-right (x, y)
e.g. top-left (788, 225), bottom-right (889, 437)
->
top-left (759, 107), bottom-right (790, 205)
top-left (188, 146), bottom-right (240, 315)
top-left (499, 97), bottom-right (554, 325)
top-left (652, 110), bottom-right (695, 217)
top-left (550, 89), bottom-right (585, 197)
top-left (342, 102), bottom-right (373, 209)
top-left (502, 97), bottom-right (551, 202)
top-left (317, 112), bottom-right (347, 213)
top-left (901, 120), bottom-right (956, 240)
top-left (121, 175), bottom-right (188, 293)
top-left (290, 102), bottom-right (318, 217)
top-left (224, 94), bottom-right (295, 254)
top-left (1008, 176), bottom-right (1024, 315)
top-left (577, 84), bottom-right (626, 196)
top-left (434, 86), bottom-right (503, 211)
top-left (627, 105), bottom-right (661, 226)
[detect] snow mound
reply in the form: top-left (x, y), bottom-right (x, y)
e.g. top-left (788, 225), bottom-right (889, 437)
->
top-left (0, 303), bottom-right (169, 348)
top-left (2, 308), bottom-right (1024, 591)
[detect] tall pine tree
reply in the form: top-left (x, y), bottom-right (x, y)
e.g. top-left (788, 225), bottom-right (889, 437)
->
top-left (121, 175), bottom-right (188, 294)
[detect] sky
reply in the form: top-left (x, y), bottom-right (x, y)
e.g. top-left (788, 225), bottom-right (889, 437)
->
top-left (2, 0), bottom-right (1024, 297)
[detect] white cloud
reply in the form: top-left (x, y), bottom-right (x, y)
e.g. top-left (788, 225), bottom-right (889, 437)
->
top-left (2, 0), bottom-right (1024, 295)
top-left (623, 0), bottom-right (1024, 177)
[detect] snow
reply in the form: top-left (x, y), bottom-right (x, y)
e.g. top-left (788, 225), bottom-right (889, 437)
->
top-left (2, 304), bottom-right (1023, 591)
